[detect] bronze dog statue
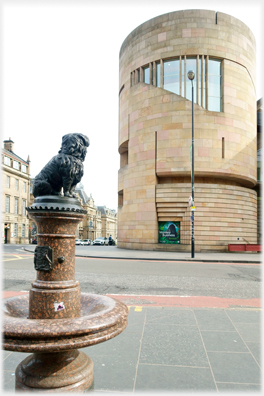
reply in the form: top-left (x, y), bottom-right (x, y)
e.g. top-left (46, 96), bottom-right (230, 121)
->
top-left (33, 133), bottom-right (90, 198)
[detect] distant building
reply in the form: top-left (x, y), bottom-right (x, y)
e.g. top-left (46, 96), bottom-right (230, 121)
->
top-left (2, 138), bottom-right (30, 244)
top-left (75, 184), bottom-right (117, 241)
top-left (97, 206), bottom-right (118, 241)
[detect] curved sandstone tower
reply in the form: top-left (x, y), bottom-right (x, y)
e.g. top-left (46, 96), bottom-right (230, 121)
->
top-left (118, 10), bottom-right (257, 252)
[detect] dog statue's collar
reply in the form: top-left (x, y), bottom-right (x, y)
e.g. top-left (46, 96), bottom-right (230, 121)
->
top-left (26, 195), bottom-right (87, 214)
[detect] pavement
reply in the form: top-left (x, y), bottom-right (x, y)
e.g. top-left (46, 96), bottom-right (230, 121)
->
top-left (2, 246), bottom-right (262, 393)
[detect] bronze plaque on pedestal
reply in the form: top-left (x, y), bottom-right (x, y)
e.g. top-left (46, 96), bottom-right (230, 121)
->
top-left (34, 246), bottom-right (53, 271)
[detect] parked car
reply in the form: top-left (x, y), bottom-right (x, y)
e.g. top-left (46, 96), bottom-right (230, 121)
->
top-left (92, 237), bottom-right (108, 245)
top-left (75, 239), bottom-right (84, 245)
top-left (82, 239), bottom-right (92, 245)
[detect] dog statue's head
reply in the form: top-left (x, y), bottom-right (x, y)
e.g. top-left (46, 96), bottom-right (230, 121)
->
top-left (59, 133), bottom-right (90, 161)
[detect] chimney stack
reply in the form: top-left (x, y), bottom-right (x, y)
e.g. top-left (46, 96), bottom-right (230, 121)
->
top-left (4, 138), bottom-right (14, 152)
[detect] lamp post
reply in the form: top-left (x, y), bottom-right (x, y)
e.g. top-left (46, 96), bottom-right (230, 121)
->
top-left (188, 70), bottom-right (195, 258)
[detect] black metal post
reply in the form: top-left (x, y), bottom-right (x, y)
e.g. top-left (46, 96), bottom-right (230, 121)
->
top-left (191, 81), bottom-right (195, 258)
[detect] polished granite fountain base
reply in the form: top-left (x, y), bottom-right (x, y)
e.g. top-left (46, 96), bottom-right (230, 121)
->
top-left (15, 350), bottom-right (93, 392)
top-left (4, 293), bottom-right (128, 392)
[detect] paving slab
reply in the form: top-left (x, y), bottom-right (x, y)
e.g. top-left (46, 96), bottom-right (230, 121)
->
top-left (2, 306), bottom-right (261, 393)
top-left (207, 351), bottom-right (261, 384)
top-left (135, 363), bottom-right (217, 392)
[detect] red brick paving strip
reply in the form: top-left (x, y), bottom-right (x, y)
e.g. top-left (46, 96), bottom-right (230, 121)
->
top-left (106, 294), bottom-right (261, 308)
top-left (3, 291), bottom-right (261, 309)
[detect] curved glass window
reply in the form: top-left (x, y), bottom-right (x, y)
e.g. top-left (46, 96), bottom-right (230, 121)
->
top-left (134, 56), bottom-right (222, 112)
top-left (164, 59), bottom-right (180, 94)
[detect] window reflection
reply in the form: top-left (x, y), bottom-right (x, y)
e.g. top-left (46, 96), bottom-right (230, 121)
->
top-left (164, 59), bottom-right (180, 94)
top-left (198, 56), bottom-right (206, 107)
top-left (181, 59), bottom-right (185, 96)
top-left (143, 66), bottom-right (149, 84)
top-left (186, 58), bottom-right (197, 103)
top-left (208, 59), bottom-right (222, 112)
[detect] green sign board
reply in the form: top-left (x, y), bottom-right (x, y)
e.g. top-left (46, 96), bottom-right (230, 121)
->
top-left (158, 221), bottom-right (180, 244)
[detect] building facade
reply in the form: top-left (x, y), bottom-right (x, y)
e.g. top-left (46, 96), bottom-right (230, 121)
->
top-left (118, 10), bottom-right (257, 252)
top-left (75, 185), bottom-right (117, 241)
top-left (2, 138), bottom-right (31, 244)
top-left (97, 206), bottom-right (118, 241)
top-left (81, 195), bottom-right (102, 241)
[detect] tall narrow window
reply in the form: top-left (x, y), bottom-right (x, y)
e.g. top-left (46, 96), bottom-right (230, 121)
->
top-left (22, 200), bottom-right (26, 215)
top-left (23, 182), bottom-right (26, 193)
top-left (156, 62), bottom-right (160, 87)
top-left (163, 59), bottom-right (180, 94)
top-left (181, 58), bottom-right (185, 96)
top-left (143, 66), bottom-right (150, 84)
top-left (6, 176), bottom-right (10, 188)
top-left (6, 196), bottom-right (10, 213)
top-left (15, 198), bottom-right (18, 214)
top-left (198, 57), bottom-right (202, 106)
top-left (22, 224), bottom-right (25, 238)
top-left (15, 179), bottom-right (19, 190)
top-left (208, 59), bottom-right (222, 112)
top-left (14, 223), bottom-right (18, 237)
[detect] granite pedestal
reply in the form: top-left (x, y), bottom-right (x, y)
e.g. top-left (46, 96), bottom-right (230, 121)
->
top-left (3, 196), bottom-right (128, 392)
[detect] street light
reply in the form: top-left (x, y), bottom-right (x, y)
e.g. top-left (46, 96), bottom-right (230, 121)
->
top-left (188, 70), bottom-right (195, 258)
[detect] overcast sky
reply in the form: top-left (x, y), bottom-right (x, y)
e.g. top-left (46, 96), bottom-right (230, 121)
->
top-left (2, 0), bottom-right (263, 210)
